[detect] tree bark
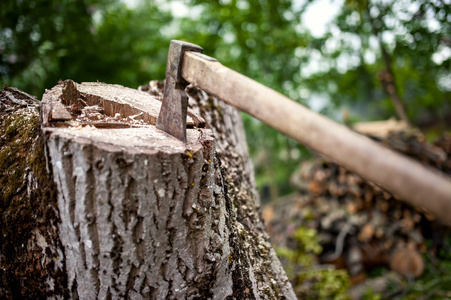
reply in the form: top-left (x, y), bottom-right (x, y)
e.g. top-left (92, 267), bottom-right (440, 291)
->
top-left (1, 82), bottom-right (295, 299)
top-left (0, 86), bottom-right (69, 298)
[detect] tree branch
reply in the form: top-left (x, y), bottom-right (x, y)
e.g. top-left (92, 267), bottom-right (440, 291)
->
top-left (365, 2), bottom-right (409, 124)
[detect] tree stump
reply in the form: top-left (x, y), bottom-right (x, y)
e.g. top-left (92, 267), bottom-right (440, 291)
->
top-left (1, 82), bottom-right (295, 299)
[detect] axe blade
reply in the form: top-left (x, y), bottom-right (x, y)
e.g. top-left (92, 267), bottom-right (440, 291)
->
top-left (156, 40), bottom-right (203, 142)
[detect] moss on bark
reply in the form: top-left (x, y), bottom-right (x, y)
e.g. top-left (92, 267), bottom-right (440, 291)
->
top-left (0, 87), bottom-right (68, 299)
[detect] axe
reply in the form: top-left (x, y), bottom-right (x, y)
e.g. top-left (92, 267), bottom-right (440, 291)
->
top-left (157, 40), bottom-right (451, 224)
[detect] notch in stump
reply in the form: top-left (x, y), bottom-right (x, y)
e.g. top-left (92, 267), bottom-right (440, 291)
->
top-left (41, 79), bottom-right (205, 130)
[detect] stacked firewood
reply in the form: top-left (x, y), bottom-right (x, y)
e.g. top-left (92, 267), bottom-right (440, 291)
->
top-left (264, 130), bottom-right (451, 283)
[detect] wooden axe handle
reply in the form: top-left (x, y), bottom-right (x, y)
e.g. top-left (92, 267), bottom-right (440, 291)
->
top-left (182, 51), bottom-right (451, 225)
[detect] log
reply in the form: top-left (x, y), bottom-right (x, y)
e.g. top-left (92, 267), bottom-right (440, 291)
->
top-left (1, 82), bottom-right (295, 299)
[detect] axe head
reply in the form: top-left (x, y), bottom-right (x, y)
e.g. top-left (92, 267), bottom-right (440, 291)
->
top-left (156, 40), bottom-right (203, 142)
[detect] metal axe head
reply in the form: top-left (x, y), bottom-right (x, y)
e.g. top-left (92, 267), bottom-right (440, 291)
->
top-left (156, 40), bottom-right (203, 142)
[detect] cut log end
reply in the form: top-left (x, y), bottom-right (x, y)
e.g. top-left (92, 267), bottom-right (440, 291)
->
top-left (46, 126), bottom-right (211, 155)
top-left (42, 80), bottom-right (212, 154)
top-left (42, 79), bottom-right (205, 129)
top-left (389, 248), bottom-right (424, 278)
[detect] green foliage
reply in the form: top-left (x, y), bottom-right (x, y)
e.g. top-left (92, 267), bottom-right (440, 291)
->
top-left (362, 288), bottom-right (383, 300)
top-left (81, 1), bottom-right (171, 87)
top-left (303, 269), bottom-right (350, 300)
top-left (178, 0), bottom-right (314, 197)
top-left (276, 227), bottom-right (350, 299)
top-left (293, 227), bottom-right (323, 258)
top-left (0, 0), bottom-right (171, 96)
top-left (306, 0), bottom-right (451, 126)
top-left (276, 227), bottom-right (322, 270)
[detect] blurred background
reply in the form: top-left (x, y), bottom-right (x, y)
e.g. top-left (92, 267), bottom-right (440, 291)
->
top-left (1, 0), bottom-right (451, 297)
top-left (1, 0), bottom-right (449, 201)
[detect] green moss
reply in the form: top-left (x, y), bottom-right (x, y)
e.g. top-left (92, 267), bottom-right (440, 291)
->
top-left (276, 226), bottom-right (350, 299)
top-left (0, 104), bottom-right (67, 299)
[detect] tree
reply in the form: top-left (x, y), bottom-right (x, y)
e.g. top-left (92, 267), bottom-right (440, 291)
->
top-left (304, 0), bottom-right (451, 128)
top-left (0, 82), bottom-right (296, 299)
top-left (0, 0), bottom-right (171, 96)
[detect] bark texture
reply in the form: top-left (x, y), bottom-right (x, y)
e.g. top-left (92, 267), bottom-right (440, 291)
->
top-left (141, 81), bottom-right (296, 298)
top-left (0, 86), bottom-right (69, 299)
top-left (46, 127), bottom-right (218, 299)
top-left (1, 81), bottom-right (295, 299)
top-left (185, 85), bottom-right (296, 299)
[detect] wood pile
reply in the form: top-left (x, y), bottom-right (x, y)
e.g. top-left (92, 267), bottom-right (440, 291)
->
top-left (263, 129), bottom-right (451, 284)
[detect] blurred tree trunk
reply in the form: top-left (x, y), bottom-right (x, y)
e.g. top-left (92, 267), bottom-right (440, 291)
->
top-left (364, 2), bottom-right (409, 124)
top-left (0, 82), bottom-right (295, 299)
